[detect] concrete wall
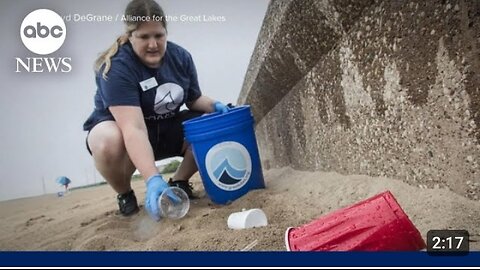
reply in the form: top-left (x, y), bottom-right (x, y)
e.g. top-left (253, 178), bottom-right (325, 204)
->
top-left (238, 0), bottom-right (480, 200)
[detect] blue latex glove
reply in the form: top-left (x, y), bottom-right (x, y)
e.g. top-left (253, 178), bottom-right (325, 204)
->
top-left (144, 174), bottom-right (170, 221)
top-left (213, 101), bottom-right (229, 113)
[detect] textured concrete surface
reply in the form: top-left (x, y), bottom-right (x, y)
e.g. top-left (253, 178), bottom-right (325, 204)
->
top-left (239, 0), bottom-right (480, 200)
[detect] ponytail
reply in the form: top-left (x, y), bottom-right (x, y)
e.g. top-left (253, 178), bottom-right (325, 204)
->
top-left (94, 34), bottom-right (129, 80)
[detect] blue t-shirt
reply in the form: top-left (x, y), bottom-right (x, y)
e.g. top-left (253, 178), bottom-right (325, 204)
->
top-left (83, 41), bottom-right (202, 131)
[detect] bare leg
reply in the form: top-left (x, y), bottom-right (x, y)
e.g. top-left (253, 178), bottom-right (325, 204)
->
top-left (172, 142), bottom-right (198, 181)
top-left (87, 121), bottom-right (136, 194)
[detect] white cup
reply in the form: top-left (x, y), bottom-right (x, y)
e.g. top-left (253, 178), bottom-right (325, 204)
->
top-left (227, 208), bottom-right (268, 229)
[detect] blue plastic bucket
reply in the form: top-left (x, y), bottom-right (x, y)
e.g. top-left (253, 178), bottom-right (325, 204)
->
top-left (183, 105), bottom-right (265, 204)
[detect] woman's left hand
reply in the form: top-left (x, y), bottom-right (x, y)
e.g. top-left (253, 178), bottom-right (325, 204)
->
top-left (213, 101), bottom-right (229, 113)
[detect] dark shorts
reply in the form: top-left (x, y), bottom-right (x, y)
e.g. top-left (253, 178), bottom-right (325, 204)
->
top-left (86, 110), bottom-right (203, 160)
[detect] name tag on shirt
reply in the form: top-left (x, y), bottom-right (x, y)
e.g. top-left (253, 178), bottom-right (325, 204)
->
top-left (139, 77), bottom-right (158, 91)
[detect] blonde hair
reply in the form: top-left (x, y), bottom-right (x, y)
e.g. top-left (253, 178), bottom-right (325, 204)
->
top-left (94, 0), bottom-right (166, 79)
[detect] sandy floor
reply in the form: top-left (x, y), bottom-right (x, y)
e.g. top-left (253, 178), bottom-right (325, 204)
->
top-left (0, 167), bottom-right (478, 251)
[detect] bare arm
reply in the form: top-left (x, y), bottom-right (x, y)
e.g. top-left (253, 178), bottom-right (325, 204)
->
top-left (109, 106), bottom-right (158, 182)
top-left (186, 95), bottom-right (216, 113)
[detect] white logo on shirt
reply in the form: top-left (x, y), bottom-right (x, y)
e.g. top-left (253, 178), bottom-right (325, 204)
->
top-left (154, 83), bottom-right (184, 115)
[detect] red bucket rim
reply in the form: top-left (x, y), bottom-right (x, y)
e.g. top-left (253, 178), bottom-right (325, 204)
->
top-left (285, 227), bottom-right (294, 251)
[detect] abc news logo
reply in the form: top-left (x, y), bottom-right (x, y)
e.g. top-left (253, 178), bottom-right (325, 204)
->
top-left (16, 9), bottom-right (71, 73)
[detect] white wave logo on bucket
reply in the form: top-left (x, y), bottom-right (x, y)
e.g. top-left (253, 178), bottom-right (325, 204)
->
top-left (205, 141), bottom-right (252, 191)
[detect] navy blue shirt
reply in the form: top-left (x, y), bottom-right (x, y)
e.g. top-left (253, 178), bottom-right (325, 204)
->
top-left (83, 41), bottom-right (202, 131)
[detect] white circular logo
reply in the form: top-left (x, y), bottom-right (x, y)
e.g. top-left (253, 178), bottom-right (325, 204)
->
top-left (154, 83), bottom-right (184, 115)
top-left (205, 141), bottom-right (252, 191)
top-left (20, 9), bottom-right (66, 55)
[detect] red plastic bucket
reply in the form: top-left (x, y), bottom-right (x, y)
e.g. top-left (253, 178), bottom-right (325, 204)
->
top-left (285, 191), bottom-right (426, 251)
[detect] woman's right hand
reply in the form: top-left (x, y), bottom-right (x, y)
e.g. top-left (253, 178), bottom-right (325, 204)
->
top-left (145, 174), bottom-right (170, 221)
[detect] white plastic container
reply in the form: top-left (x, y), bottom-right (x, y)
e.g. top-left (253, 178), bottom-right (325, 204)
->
top-left (227, 208), bottom-right (268, 229)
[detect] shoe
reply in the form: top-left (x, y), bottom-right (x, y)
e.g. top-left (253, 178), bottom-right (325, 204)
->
top-left (117, 189), bottom-right (139, 216)
top-left (168, 179), bottom-right (197, 199)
